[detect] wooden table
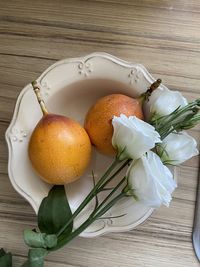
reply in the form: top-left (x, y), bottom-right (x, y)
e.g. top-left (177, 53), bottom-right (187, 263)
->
top-left (0, 1), bottom-right (200, 266)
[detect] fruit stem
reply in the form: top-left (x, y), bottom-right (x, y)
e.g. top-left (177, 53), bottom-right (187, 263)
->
top-left (149, 78), bottom-right (162, 94)
top-left (31, 81), bottom-right (49, 116)
top-left (139, 78), bottom-right (162, 104)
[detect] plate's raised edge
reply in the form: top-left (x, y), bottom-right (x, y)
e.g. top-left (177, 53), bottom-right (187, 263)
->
top-left (5, 84), bottom-right (39, 213)
top-left (37, 52), bottom-right (144, 83)
top-left (80, 207), bottom-right (154, 238)
top-left (36, 52), bottom-right (169, 91)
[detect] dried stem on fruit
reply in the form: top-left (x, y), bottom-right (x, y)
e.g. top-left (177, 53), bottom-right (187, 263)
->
top-left (31, 81), bottom-right (49, 116)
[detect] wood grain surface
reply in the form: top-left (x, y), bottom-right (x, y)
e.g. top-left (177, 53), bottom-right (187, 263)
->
top-left (0, 1), bottom-right (200, 266)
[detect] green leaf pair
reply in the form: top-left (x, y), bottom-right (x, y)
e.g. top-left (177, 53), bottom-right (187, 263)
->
top-left (0, 248), bottom-right (12, 267)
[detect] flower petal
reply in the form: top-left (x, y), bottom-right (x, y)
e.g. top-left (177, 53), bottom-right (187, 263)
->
top-left (112, 115), bottom-right (161, 160)
top-left (127, 151), bottom-right (177, 208)
top-left (158, 132), bottom-right (199, 165)
top-left (144, 87), bottom-right (188, 120)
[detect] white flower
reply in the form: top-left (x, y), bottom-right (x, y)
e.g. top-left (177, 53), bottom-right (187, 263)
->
top-left (112, 114), bottom-right (161, 160)
top-left (157, 132), bottom-right (199, 165)
top-left (126, 151), bottom-right (177, 208)
top-left (144, 87), bottom-right (188, 120)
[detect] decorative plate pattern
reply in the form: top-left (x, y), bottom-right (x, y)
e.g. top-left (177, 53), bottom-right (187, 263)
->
top-left (5, 53), bottom-right (171, 237)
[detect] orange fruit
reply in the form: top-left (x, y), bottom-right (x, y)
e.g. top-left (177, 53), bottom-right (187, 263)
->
top-left (84, 94), bottom-right (144, 156)
top-left (29, 114), bottom-right (91, 185)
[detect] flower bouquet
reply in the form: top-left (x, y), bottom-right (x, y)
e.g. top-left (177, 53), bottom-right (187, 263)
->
top-left (1, 78), bottom-right (200, 267)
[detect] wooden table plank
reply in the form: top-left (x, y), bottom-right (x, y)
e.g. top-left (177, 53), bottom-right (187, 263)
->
top-left (0, 0), bottom-right (200, 266)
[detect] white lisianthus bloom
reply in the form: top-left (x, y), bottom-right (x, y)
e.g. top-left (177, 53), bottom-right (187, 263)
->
top-left (144, 87), bottom-right (188, 120)
top-left (112, 114), bottom-right (161, 160)
top-left (157, 132), bottom-right (199, 165)
top-left (126, 151), bottom-right (177, 208)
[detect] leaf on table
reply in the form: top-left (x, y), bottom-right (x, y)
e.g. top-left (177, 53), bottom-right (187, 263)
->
top-left (0, 248), bottom-right (6, 257)
top-left (21, 248), bottom-right (48, 267)
top-left (21, 261), bottom-right (29, 267)
top-left (24, 229), bottom-right (57, 249)
top-left (0, 248), bottom-right (12, 267)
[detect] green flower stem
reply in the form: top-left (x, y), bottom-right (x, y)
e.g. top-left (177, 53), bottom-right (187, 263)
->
top-left (151, 99), bottom-right (200, 139)
top-left (50, 192), bottom-right (125, 250)
top-left (159, 128), bottom-right (174, 140)
top-left (94, 192), bottom-right (125, 218)
top-left (151, 100), bottom-right (200, 126)
top-left (51, 178), bottom-right (126, 251)
top-left (92, 176), bottom-right (126, 217)
top-left (97, 160), bottom-right (130, 193)
top-left (56, 157), bottom-right (120, 237)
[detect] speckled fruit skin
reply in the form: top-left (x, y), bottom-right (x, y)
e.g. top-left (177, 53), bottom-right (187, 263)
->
top-left (29, 114), bottom-right (91, 185)
top-left (84, 94), bottom-right (144, 156)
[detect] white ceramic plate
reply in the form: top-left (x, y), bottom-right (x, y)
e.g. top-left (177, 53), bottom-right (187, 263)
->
top-left (6, 52), bottom-right (171, 237)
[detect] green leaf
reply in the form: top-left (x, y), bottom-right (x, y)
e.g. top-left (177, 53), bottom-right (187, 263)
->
top-left (0, 248), bottom-right (6, 257)
top-left (0, 248), bottom-right (12, 267)
top-left (21, 261), bottom-right (29, 267)
top-left (24, 230), bottom-right (57, 249)
top-left (44, 234), bottom-right (57, 248)
top-left (38, 185), bottom-right (73, 250)
top-left (22, 248), bottom-right (47, 267)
